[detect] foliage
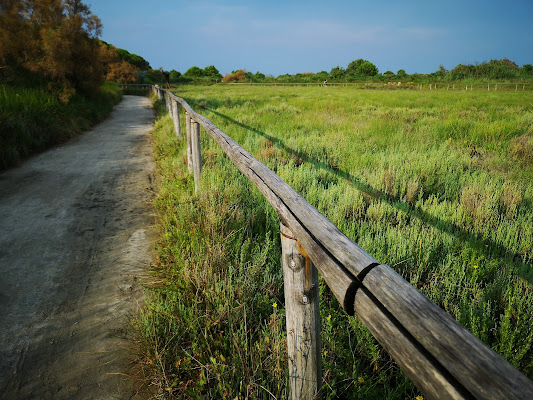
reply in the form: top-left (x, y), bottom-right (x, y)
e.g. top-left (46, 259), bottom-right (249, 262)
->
top-left (105, 60), bottom-right (139, 83)
top-left (0, 0), bottom-right (107, 102)
top-left (184, 66), bottom-right (206, 77)
top-left (329, 66), bottom-right (346, 80)
top-left (116, 48), bottom-right (151, 70)
top-left (184, 65), bottom-right (222, 82)
top-left (204, 65), bottom-right (223, 80)
top-left (356, 61), bottom-right (379, 76)
top-left (0, 82), bottom-right (121, 169)
top-left (347, 59), bottom-right (366, 75)
top-left (137, 85), bottom-right (533, 398)
top-left (222, 69), bottom-right (246, 82)
top-left (169, 70), bottom-right (182, 83)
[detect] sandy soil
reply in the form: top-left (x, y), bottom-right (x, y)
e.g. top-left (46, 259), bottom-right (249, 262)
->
top-left (0, 96), bottom-right (156, 399)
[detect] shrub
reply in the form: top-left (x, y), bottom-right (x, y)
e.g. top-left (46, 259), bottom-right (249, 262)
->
top-left (356, 61), bottom-right (379, 76)
top-left (222, 70), bottom-right (246, 82)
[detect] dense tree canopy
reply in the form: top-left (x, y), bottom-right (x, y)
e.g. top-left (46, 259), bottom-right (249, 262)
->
top-left (0, 0), bottom-right (108, 101)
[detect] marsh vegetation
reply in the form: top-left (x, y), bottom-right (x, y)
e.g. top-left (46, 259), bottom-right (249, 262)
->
top-left (137, 85), bottom-right (533, 399)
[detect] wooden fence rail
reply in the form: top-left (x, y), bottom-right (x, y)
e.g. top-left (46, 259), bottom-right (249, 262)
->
top-left (149, 84), bottom-right (533, 400)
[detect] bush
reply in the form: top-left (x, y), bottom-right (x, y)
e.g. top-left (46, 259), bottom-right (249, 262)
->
top-left (222, 70), bottom-right (245, 82)
top-left (356, 61), bottom-right (379, 76)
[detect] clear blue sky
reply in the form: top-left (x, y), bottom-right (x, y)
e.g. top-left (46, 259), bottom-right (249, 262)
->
top-left (87, 0), bottom-right (533, 76)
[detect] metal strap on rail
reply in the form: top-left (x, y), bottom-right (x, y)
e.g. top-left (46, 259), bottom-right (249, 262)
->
top-left (156, 87), bottom-right (533, 400)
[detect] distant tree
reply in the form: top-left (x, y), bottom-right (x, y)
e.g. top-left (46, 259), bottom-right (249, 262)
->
top-left (115, 48), bottom-right (150, 70)
top-left (383, 71), bottom-right (395, 77)
top-left (127, 54), bottom-right (150, 70)
top-left (435, 64), bottom-right (448, 78)
top-left (222, 69), bottom-right (245, 82)
top-left (397, 69), bottom-right (407, 78)
top-left (329, 66), bottom-right (345, 80)
top-left (522, 64), bottom-right (533, 75)
top-left (316, 71), bottom-right (329, 81)
top-left (169, 70), bottom-right (181, 83)
top-left (355, 61), bottom-right (378, 76)
top-left (254, 72), bottom-right (266, 80)
top-left (347, 59), bottom-right (366, 75)
top-left (184, 66), bottom-right (206, 77)
top-left (451, 64), bottom-right (475, 80)
top-left (203, 65), bottom-right (222, 80)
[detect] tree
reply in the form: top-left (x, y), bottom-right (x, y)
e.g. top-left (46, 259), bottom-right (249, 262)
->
top-left (169, 70), bottom-right (181, 83)
top-left (106, 60), bottom-right (139, 83)
top-left (355, 61), bottom-right (378, 76)
top-left (0, 0), bottom-right (106, 101)
top-left (254, 72), bottom-right (266, 81)
top-left (397, 69), bottom-right (407, 78)
top-left (184, 66), bottom-right (206, 77)
top-left (347, 59), bottom-right (366, 75)
top-left (329, 66), bottom-right (345, 80)
top-left (222, 70), bottom-right (245, 82)
top-left (522, 64), bottom-right (533, 75)
top-left (204, 65), bottom-right (222, 80)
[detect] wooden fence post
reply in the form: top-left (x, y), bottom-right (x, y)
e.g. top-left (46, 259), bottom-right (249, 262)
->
top-left (191, 120), bottom-right (202, 193)
top-left (172, 99), bottom-right (181, 137)
top-left (166, 92), bottom-right (172, 115)
top-left (185, 113), bottom-right (193, 173)
top-left (280, 222), bottom-right (321, 400)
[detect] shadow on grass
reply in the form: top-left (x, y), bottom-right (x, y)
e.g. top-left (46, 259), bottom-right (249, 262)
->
top-left (190, 101), bottom-right (532, 284)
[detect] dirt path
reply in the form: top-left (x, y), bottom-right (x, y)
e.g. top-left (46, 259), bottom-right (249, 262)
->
top-left (0, 96), bottom-right (156, 399)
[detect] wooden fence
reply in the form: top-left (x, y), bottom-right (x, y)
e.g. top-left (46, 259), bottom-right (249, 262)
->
top-left (146, 84), bottom-right (533, 399)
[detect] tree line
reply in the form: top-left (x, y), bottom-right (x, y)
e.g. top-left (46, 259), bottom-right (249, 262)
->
top-left (165, 58), bottom-right (533, 85)
top-left (2, 1), bottom-right (530, 94)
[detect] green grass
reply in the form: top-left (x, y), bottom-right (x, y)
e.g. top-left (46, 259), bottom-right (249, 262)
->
top-left (135, 86), bottom-right (533, 399)
top-left (0, 82), bottom-right (122, 169)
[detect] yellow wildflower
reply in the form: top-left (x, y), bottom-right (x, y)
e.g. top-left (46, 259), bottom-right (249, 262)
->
top-left (358, 377), bottom-right (364, 383)
top-left (416, 396), bottom-right (424, 400)
top-left (327, 314), bottom-right (331, 321)
top-left (272, 302), bottom-right (277, 309)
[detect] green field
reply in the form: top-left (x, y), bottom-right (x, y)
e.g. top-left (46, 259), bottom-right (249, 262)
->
top-left (136, 85), bottom-right (533, 399)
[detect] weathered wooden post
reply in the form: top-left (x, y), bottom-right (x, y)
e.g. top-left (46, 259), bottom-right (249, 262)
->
top-left (172, 99), bottom-right (181, 137)
top-left (185, 113), bottom-right (193, 173)
top-left (191, 120), bottom-right (202, 193)
top-left (280, 222), bottom-right (321, 400)
top-left (166, 92), bottom-right (172, 115)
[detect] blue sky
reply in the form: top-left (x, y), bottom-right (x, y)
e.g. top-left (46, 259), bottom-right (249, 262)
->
top-left (87, 0), bottom-right (533, 76)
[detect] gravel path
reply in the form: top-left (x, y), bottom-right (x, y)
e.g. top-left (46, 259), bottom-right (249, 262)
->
top-left (0, 96), bottom-right (156, 399)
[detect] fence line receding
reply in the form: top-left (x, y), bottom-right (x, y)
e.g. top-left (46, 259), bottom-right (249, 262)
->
top-left (142, 84), bottom-right (533, 400)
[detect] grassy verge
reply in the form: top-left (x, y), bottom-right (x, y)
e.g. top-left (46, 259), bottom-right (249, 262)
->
top-left (0, 82), bottom-right (122, 170)
top-left (135, 86), bottom-right (533, 399)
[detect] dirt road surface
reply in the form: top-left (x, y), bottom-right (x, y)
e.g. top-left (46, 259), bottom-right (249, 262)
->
top-left (0, 96), bottom-right (156, 399)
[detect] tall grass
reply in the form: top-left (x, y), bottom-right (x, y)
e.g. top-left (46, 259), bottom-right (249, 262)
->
top-left (0, 82), bottom-right (122, 169)
top-left (136, 86), bottom-right (533, 398)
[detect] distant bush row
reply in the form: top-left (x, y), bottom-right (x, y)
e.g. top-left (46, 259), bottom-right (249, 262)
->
top-left (160, 58), bottom-right (533, 85)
